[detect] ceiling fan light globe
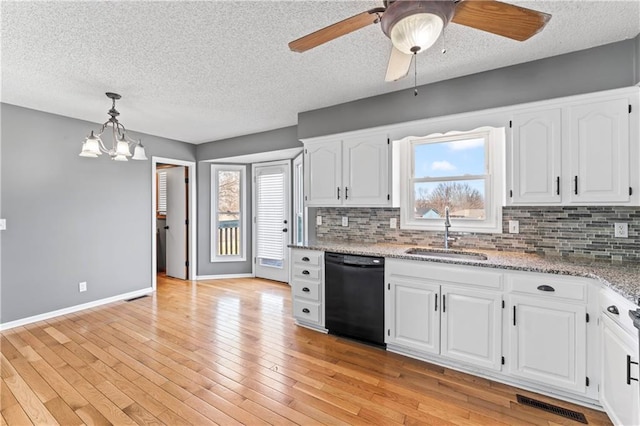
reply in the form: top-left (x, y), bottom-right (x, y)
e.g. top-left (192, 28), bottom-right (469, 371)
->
top-left (390, 13), bottom-right (443, 55)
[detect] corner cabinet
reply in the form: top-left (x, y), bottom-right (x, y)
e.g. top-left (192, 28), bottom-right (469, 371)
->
top-left (509, 88), bottom-right (638, 206)
top-left (303, 130), bottom-right (391, 207)
top-left (600, 288), bottom-right (640, 425)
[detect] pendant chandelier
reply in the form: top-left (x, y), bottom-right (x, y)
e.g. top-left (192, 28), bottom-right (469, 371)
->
top-left (79, 92), bottom-right (148, 161)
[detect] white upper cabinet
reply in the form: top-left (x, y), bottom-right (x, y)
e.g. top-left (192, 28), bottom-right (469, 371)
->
top-left (510, 88), bottom-right (638, 206)
top-left (303, 131), bottom-right (391, 207)
top-left (304, 142), bottom-right (342, 206)
top-left (511, 108), bottom-right (562, 204)
top-left (568, 98), bottom-right (630, 203)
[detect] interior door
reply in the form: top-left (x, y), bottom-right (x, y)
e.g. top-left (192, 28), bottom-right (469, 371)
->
top-left (166, 166), bottom-right (187, 279)
top-left (253, 161), bottom-right (290, 282)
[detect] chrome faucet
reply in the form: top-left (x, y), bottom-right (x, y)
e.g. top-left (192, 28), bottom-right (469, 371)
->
top-left (444, 206), bottom-right (451, 249)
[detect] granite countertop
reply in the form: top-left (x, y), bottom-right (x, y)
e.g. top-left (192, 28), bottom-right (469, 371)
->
top-left (290, 242), bottom-right (640, 305)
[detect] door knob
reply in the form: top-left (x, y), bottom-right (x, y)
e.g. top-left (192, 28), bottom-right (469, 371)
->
top-left (164, 226), bottom-right (170, 230)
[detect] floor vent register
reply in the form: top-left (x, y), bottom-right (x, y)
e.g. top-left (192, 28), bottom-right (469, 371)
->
top-left (516, 394), bottom-right (588, 424)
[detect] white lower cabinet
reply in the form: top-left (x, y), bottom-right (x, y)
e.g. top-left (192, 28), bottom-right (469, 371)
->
top-left (600, 291), bottom-right (640, 425)
top-left (385, 260), bottom-right (502, 372)
top-left (289, 249), bottom-right (325, 330)
top-left (386, 277), bottom-right (440, 355)
top-left (507, 294), bottom-right (587, 394)
top-left (441, 287), bottom-right (502, 371)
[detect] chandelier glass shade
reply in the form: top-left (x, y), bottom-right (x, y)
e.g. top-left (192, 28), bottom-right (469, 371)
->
top-left (79, 92), bottom-right (148, 161)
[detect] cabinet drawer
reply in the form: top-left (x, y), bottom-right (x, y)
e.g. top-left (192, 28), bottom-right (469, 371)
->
top-left (292, 280), bottom-right (320, 302)
top-left (601, 288), bottom-right (639, 338)
top-left (292, 250), bottom-right (323, 266)
top-left (293, 299), bottom-right (321, 324)
top-left (507, 273), bottom-right (587, 302)
top-left (293, 265), bottom-right (321, 281)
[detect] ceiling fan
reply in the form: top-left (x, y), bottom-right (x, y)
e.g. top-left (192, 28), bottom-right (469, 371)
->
top-left (289, 0), bottom-right (551, 82)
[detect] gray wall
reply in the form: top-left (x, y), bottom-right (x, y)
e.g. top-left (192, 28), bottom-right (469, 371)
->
top-left (636, 34), bottom-right (640, 84)
top-left (196, 126), bottom-right (301, 276)
top-left (298, 38), bottom-right (640, 139)
top-left (0, 104), bottom-right (196, 323)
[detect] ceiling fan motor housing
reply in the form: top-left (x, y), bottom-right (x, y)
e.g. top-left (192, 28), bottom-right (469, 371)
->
top-left (381, 0), bottom-right (456, 53)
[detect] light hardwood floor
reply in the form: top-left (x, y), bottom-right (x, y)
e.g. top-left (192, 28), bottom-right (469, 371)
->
top-left (1, 275), bottom-right (612, 425)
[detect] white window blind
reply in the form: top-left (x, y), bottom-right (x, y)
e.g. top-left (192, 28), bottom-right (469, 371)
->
top-left (157, 171), bottom-right (167, 215)
top-left (256, 172), bottom-right (285, 261)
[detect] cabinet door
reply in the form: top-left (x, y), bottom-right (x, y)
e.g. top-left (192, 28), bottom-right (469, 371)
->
top-left (568, 98), bottom-right (630, 203)
top-left (441, 287), bottom-right (502, 370)
top-left (601, 315), bottom-right (640, 426)
top-left (507, 295), bottom-right (586, 393)
top-left (386, 279), bottom-right (440, 355)
top-left (304, 142), bottom-right (342, 206)
top-left (511, 108), bottom-right (562, 204)
top-left (343, 134), bottom-right (389, 206)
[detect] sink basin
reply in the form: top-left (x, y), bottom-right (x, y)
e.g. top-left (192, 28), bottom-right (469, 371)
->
top-left (405, 248), bottom-right (488, 261)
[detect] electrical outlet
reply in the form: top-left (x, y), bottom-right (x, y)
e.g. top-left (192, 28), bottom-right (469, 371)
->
top-left (0, 219), bottom-right (5, 231)
top-left (79, 281), bottom-right (87, 292)
top-left (508, 220), bottom-right (520, 234)
top-left (342, 216), bottom-right (349, 227)
top-left (316, 216), bottom-right (322, 226)
top-left (390, 218), bottom-right (397, 229)
top-left (614, 223), bottom-right (628, 238)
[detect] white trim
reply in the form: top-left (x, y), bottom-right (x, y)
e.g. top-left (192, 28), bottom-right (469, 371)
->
top-left (252, 160), bottom-right (291, 282)
top-left (152, 157), bottom-right (197, 290)
top-left (196, 273), bottom-right (254, 280)
top-left (210, 164), bottom-right (247, 262)
top-left (0, 288), bottom-right (153, 331)
top-left (398, 126), bottom-right (505, 234)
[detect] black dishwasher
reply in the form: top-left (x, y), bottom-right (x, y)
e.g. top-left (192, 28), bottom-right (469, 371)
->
top-left (325, 252), bottom-right (385, 347)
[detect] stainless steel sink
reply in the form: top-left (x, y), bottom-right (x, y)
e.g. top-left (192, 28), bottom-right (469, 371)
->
top-left (405, 248), bottom-right (488, 261)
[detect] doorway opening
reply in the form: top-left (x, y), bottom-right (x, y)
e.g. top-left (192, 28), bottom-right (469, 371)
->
top-left (151, 157), bottom-right (197, 290)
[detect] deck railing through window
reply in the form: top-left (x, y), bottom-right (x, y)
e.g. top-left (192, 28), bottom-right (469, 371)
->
top-left (218, 219), bottom-right (240, 255)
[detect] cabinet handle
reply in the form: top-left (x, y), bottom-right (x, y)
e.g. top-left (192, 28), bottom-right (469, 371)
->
top-left (442, 295), bottom-right (446, 313)
top-left (574, 176), bottom-right (578, 195)
top-left (627, 355), bottom-right (639, 385)
top-left (435, 296), bottom-right (438, 311)
top-left (301, 257), bottom-right (310, 262)
top-left (302, 308), bottom-right (310, 314)
top-left (337, 187), bottom-right (340, 200)
top-left (513, 306), bottom-right (517, 326)
top-left (556, 176), bottom-right (560, 195)
top-left (302, 270), bottom-right (310, 275)
top-left (607, 305), bottom-right (620, 315)
top-left (537, 285), bottom-right (555, 292)
top-left (302, 287), bottom-right (310, 292)
top-left (345, 187), bottom-right (349, 200)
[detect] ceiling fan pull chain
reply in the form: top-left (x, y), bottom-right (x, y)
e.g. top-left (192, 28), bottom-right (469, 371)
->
top-left (413, 52), bottom-right (418, 96)
top-left (442, 27), bottom-right (447, 54)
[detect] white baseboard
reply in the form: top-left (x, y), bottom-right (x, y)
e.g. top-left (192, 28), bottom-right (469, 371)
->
top-left (0, 287), bottom-right (154, 331)
top-left (196, 273), bottom-right (254, 280)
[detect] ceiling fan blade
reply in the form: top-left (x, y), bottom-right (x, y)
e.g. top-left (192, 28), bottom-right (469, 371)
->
top-left (452, 0), bottom-right (551, 41)
top-left (385, 47), bottom-right (413, 82)
top-left (289, 9), bottom-right (384, 53)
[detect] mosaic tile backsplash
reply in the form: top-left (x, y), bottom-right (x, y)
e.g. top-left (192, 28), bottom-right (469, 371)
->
top-left (315, 206), bottom-right (640, 262)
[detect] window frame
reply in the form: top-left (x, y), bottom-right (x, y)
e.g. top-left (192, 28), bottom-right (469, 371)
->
top-left (398, 126), bottom-right (505, 234)
top-left (210, 164), bottom-right (247, 262)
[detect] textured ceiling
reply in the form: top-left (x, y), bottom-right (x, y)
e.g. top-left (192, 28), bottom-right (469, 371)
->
top-left (1, 1), bottom-right (639, 144)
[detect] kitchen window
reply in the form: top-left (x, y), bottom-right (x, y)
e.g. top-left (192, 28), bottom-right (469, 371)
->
top-left (211, 164), bottom-right (247, 262)
top-left (399, 126), bottom-right (505, 233)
